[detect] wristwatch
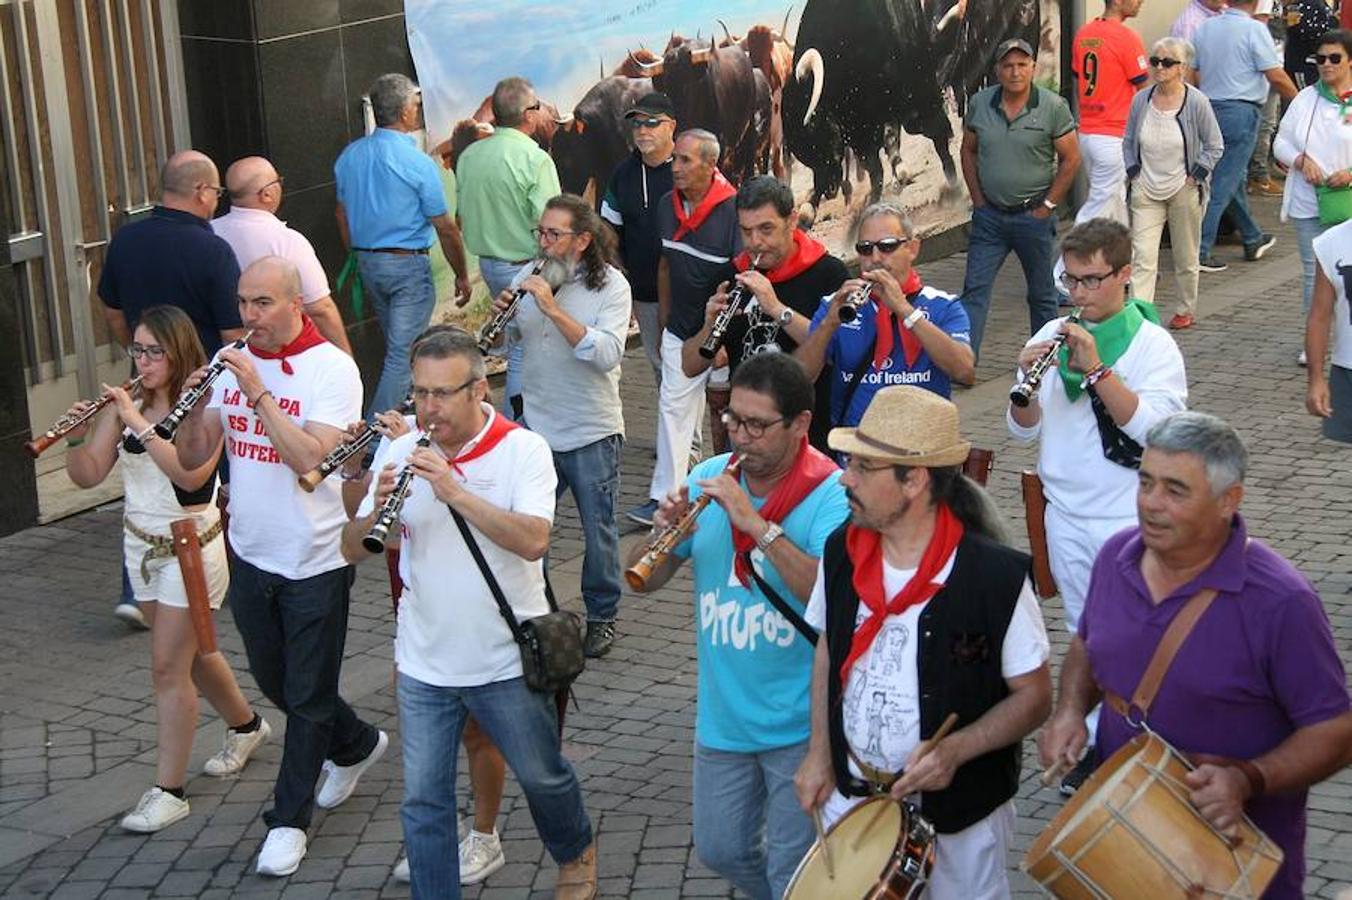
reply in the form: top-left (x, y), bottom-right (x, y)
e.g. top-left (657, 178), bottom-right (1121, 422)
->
top-left (1042, 198), bottom-right (1058, 211)
top-left (756, 521), bottom-right (785, 553)
top-left (777, 308), bottom-right (794, 326)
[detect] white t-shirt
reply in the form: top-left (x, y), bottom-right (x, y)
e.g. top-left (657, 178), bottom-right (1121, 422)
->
top-left (207, 341), bottom-right (360, 579)
top-left (804, 550), bottom-right (1050, 777)
top-left (1007, 315), bottom-right (1187, 520)
top-left (211, 207), bottom-right (331, 305)
top-left (359, 407), bottom-right (557, 687)
top-left (1313, 219), bottom-right (1352, 369)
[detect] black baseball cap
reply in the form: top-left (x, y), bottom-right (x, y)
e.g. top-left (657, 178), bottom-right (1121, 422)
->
top-left (996, 38), bottom-right (1036, 60)
top-left (625, 92), bottom-right (676, 120)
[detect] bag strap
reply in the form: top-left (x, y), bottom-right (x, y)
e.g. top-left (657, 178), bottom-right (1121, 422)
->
top-left (739, 551), bottom-right (818, 646)
top-left (447, 504), bottom-right (559, 647)
top-left (1105, 587), bottom-right (1218, 723)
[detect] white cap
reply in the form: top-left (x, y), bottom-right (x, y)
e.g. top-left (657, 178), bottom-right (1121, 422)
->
top-left (1255, 0), bottom-right (1275, 16)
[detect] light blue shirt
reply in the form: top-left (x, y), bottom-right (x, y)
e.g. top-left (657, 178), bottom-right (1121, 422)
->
top-left (1193, 9), bottom-right (1281, 104)
top-left (674, 454), bottom-right (850, 752)
top-left (334, 128), bottom-right (447, 249)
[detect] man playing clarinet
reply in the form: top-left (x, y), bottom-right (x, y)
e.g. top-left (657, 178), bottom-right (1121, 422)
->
top-left (1007, 218), bottom-right (1186, 793)
top-left (340, 330), bottom-right (596, 900)
top-left (794, 386), bottom-right (1052, 899)
top-left (172, 256), bottom-right (386, 877)
top-left (624, 352), bottom-right (848, 900)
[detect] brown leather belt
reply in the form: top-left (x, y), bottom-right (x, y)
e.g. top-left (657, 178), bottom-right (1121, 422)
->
top-left (354, 247), bottom-right (430, 256)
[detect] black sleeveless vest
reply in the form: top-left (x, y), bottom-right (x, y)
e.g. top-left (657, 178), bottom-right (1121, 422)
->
top-left (821, 526), bottom-right (1030, 833)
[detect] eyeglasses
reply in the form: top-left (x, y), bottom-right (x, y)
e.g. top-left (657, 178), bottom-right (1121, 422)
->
top-left (410, 377), bottom-right (477, 402)
top-left (840, 454), bottom-right (894, 475)
top-left (1058, 267), bottom-right (1122, 291)
top-left (532, 226), bottom-right (577, 243)
top-left (258, 175), bottom-right (284, 193)
top-left (198, 183), bottom-right (227, 198)
top-left (720, 409), bottom-right (789, 439)
top-left (1313, 52), bottom-right (1345, 65)
top-left (854, 237), bottom-right (907, 256)
top-left (127, 343), bottom-right (167, 361)
top-left (525, 100), bottom-right (542, 112)
top-left (1149, 57), bottom-right (1182, 69)
top-left (628, 116), bottom-right (669, 129)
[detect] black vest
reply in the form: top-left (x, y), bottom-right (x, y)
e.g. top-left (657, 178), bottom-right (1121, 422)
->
top-left (822, 527), bottom-right (1029, 833)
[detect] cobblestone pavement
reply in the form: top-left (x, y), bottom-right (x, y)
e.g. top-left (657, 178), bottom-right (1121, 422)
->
top-left (1, 195), bottom-right (1349, 899)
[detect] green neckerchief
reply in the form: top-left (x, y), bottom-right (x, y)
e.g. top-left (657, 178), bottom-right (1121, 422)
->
top-left (1057, 298), bottom-right (1160, 401)
top-left (1315, 79), bottom-right (1352, 111)
top-left (336, 250), bottom-right (364, 319)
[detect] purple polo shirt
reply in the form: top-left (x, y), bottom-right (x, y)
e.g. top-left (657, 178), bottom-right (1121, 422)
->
top-left (1081, 515), bottom-right (1349, 899)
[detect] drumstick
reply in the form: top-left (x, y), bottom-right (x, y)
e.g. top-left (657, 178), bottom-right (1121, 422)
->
top-left (852, 713), bottom-right (960, 851)
top-left (1040, 755), bottom-right (1075, 788)
top-left (811, 806), bottom-right (834, 880)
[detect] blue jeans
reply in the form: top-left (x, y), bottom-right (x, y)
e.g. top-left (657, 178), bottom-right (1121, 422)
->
top-left (480, 257), bottom-right (529, 420)
top-left (228, 558), bottom-right (379, 830)
top-left (1201, 101), bottom-right (1264, 258)
top-left (399, 672), bottom-right (592, 899)
top-left (119, 565), bottom-right (133, 606)
top-left (1292, 216), bottom-right (1327, 314)
top-left (554, 434), bottom-right (623, 622)
top-left (358, 251), bottom-right (435, 420)
top-left (960, 204), bottom-right (1059, 360)
top-left (692, 739), bottom-right (814, 900)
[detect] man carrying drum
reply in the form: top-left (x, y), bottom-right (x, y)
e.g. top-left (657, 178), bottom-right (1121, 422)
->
top-left (623, 352), bottom-right (848, 900)
top-left (1040, 411), bottom-right (1352, 900)
top-left (794, 385), bottom-right (1052, 899)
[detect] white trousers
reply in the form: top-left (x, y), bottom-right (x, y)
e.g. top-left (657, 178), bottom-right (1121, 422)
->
top-left (1055, 133), bottom-right (1129, 291)
top-left (822, 793), bottom-right (1016, 900)
top-left (648, 329), bottom-right (710, 501)
top-left (1044, 504), bottom-right (1137, 636)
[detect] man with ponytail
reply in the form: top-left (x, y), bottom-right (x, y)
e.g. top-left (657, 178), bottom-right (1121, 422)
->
top-left (795, 385), bottom-right (1052, 900)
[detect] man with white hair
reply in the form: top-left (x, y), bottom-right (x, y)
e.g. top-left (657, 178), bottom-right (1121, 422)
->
top-left (335, 72), bottom-right (470, 418)
top-left (1041, 410), bottom-right (1352, 900)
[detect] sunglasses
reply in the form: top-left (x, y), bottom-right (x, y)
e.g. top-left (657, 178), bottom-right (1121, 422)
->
top-left (854, 237), bottom-right (907, 256)
top-left (628, 116), bottom-right (668, 129)
top-left (1313, 52), bottom-right (1345, 65)
top-left (1149, 57), bottom-right (1182, 69)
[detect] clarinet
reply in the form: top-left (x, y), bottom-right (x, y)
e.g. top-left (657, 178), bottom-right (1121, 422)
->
top-left (25, 377), bottom-right (143, 458)
top-left (625, 456), bottom-right (742, 590)
top-left (362, 431), bottom-right (433, 554)
top-left (297, 394), bottom-right (415, 492)
top-left (1009, 308), bottom-right (1083, 408)
top-left (699, 254), bottom-right (763, 359)
top-left (477, 259), bottom-right (547, 352)
top-left (837, 283), bottom-right (873, 322)
top-left (154, 331), bottom-right (254, 440)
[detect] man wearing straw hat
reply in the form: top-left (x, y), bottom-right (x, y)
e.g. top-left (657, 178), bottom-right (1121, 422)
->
top-left (794, 385), bottom-right (1052, 899)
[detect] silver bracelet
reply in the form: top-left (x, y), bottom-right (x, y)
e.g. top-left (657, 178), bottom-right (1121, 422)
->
top-left (135, 424), bottom-right (158, 444)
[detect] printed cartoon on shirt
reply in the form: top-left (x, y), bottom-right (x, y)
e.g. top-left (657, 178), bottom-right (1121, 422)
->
top-left (844, 618), bottom-right (920, 770)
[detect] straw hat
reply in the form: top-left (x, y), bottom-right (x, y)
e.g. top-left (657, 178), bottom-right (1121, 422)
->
top-left (828, 386), bottom-right (971, 467)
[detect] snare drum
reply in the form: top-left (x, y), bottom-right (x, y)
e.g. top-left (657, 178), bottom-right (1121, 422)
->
top-left (1023, 731), bottom-right (1284, 899)
top-left (784, 797), bottom-right (936, 900)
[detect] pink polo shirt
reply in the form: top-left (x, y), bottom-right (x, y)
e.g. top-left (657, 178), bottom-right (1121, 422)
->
top-left (211, 206), bottom-right (330, 305)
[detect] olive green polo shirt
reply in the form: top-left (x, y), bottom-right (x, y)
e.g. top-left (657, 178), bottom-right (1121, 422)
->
top-left (455, 127), bottom-right (562, 261)
top-left (964, 85), bottom-right (1076, 209)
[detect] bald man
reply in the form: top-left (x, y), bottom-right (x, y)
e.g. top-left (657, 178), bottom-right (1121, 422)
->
top-left (172, 255), bottom-right (385, 877)
top-left (212, 156), bottom-right (352, 354)
top-left (99, 150), bottom-right (246, 356)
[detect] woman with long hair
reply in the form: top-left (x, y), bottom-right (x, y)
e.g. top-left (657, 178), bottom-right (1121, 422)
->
top-left (1122, 36), bottom-right (1223, 330)
top-left (64, 305), bottom-right (269, 833)
top-left (1275, 28), bottom-right (1352, 364)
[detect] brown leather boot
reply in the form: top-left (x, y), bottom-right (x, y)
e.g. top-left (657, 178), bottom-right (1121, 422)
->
top-left (554, 843), bottom-right (597, 900)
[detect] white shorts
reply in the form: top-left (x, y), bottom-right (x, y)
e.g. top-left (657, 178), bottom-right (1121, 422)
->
top-left (125, 526), bottom-right (230, 610)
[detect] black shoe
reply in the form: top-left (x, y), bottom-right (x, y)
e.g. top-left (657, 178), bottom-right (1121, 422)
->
top-left (584, 620), bottom-right (616, 658)
top-left (1198, 255), bottom-right (1228, 273)
top-left (1059, 754), bottom-right (1098, 796)
top-left (1244, 233), bottom-right (1276, 261)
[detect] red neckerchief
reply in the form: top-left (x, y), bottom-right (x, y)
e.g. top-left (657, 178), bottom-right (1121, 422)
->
top-left (872, 269), bottom-right (925, 371)
top-left (731, 440), bottom-right (838, 586)
top-left (733, 229), bottom-right (828, 283)
top-left (249, 315), bottom-right (326, 374)
top-left (449, 409), bottom-right (519, 477)
top-left (840, 504), bottom-right (964, 682)
top-left (671, 169), bottom-right (737, 240)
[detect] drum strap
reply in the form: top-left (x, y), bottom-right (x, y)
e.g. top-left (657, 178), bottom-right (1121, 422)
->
top-left (1104, 587), bottom-right (1218, 723)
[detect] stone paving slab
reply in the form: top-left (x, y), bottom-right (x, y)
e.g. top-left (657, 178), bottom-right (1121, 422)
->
top-left (0, 194), bottom-right (1349, 898)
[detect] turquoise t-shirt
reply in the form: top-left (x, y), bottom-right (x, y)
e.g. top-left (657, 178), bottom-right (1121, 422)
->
top-left (675, 454), bottom-right (850, 752)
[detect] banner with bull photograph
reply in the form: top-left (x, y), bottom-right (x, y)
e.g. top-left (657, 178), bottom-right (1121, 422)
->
top-left (405, 0), bottom-right (1063, 259)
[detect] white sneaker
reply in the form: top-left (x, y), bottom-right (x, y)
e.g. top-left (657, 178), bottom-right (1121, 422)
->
top-left (256, 826), bottom-right (307, 876)
top-left (114, 602), bottom-right (148, 630)
top-left (120, 787), bottom-right (189, 833)
top-left (315, 729), bottom-right (387, 809)
top-left (203, 717), bottom-right (271, 776)
top-left (1299, 349), bottom-right (1309, 367)
top-left (393, 817), bottom-right (471, 883)
top-left (460, 829), bottom-right (505, 885)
